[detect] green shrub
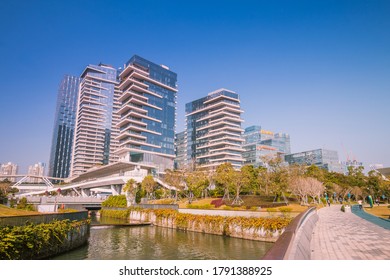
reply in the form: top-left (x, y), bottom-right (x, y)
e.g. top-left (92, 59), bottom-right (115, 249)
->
top-left (16, 197), bottom-right (35, 211)
top-left (279, 207), bottom-right (292, 213)
top-left (0, 219), bottom-right (89, 260)
top-left (187, 204), bottom-right (214, 209)
top-left (102, 195), bottom-right (127, 207)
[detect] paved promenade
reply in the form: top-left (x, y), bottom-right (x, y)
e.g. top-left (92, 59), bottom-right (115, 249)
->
top-left (310, 205), bottom-right (390, 260)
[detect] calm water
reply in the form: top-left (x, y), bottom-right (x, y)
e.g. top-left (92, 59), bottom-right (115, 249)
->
top-left (51, 216), bottom-right (273, 260)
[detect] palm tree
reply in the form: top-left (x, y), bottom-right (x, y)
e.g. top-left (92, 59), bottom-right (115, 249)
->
top-left (123, 179), bottom-right (137, 207)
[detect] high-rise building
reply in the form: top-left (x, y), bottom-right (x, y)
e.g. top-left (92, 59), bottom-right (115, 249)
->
top-left (70, 64), bottom-right (120, 176)
top-left (115, 55), bottom-right (178, 174)
top-left (27, 162), bottom-right (45, 183)
top-left (185, 88), bottom-right (244, 170)
top-left (284, 148), bottom-right (344, 173)
top-left (48, 75), bottom-right (80, 180)
top-left (0, 162), bottom-right (18, 182)
top-left (260, 133), bottom-right (291, 154)
top-left (174, 131), bottom-right (186, 170)
top-left (242, 125), bottom-right (291, 166)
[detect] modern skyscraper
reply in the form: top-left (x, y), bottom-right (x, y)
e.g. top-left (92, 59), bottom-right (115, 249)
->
top-left (27, 162), bottom-right (45, 183)
top-left (115, 55), bottom-right (178, 173)
top-left (70, 64), bottom-right (120, 176)
top-left (185, 88), bottom-right (244, 170)
top-left (0, 162), bottom-right (18, 182)
top-left (242, 125), bottom-right (291, 166)
top-left (284, 148), bottom-right (344, 173)
top-left (48, 75), bottom-right (80, 179)
top-left (174, 131), bottom-right (186, 170)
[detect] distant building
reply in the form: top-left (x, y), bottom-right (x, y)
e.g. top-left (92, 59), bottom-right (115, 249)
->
top-left (115, 55), bottom-right (178, 174)
top-left (48, 75), bottom-right (80, 180)
top-left (284, 148), bottom-right (344, 173)
top-left (342, 159), bottom-right (364, 174)
top-left (242, 144), bottom-right (279, 166)
top-left (242, 125), bottom-right (291, 166)
top-left (27, 162), bottom-right (45, 183)
top-left (0, 162), bottom-right (18, 182)
top-left (174, 131), bottom-right (186, 170)
top-left (370, 163), bottom-right (384, 170)
top-left (70, 63), bottom-right (120, 177)
top-left (185, 88), bottom-right (244, 170)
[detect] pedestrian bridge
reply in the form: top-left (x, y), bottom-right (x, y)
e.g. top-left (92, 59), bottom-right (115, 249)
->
top-left (15, 175), bottom-right (176, 198)
top-left (7, 162), bottom-right (176, 198)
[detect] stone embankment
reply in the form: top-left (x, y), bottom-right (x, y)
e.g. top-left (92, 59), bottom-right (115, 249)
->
top-left (126, 209), bottom-right (291, 242)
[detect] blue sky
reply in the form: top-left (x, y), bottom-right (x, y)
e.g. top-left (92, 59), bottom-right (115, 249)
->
top-left (0, 0), bottom-right (389, 173)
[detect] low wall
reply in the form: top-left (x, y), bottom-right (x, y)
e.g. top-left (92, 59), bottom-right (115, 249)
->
top-left (128, 210), bottom-right (287, 242)
top-left (138, 204), bottom-right (179, 210)
top-left (36, 222), bottom-right (89, 260)
top-left (0, 212), bottom-right (90, 260)
top-left (179, 208), bottom-right (299, 218)
top-left (285, 208), bottom-right (318, 259)
top-left (262, 207), bottom-right (318, 260)
top-left (0, 211), bottom-right (88, 227)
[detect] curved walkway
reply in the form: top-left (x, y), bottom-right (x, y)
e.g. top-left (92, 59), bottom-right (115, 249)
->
top-left (310, 205), bottom-right (390, 260)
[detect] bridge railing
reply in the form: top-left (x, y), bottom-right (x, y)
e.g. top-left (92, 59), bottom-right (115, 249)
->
top-left (27, 196), bottom-right (105, 204)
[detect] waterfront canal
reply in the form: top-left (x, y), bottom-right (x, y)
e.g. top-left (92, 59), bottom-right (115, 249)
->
top-left (52, 216), bottom-right (273, 260)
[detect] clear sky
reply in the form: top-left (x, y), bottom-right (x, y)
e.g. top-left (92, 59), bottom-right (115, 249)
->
top-left (0, 0), bottom-right (389, 173)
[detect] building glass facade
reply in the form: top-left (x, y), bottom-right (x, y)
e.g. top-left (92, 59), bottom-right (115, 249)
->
top-left (174, 131), bottom-right (186, 170)
top-left (70, 64), bottom-right (119, 176)
top-left (284, 148), bottom-right (344, 173)
top-left (116, 55), bottom-right (178, 173)
top-left (186, 89), bottom-right (244, 170)
top-left (242, 125), bottom-right (291, 166)
top-left (49, 75), bottom-right (80, 179)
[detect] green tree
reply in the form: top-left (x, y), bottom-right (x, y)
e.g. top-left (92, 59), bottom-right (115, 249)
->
top-left (266, 157), bottom-right (289, 203)
top-left (141, 175), bottom-right (157, 201)
top-left (240, 165), bottom-right (259, 194)
top-left (164, 169), bottom-right (185, 201)
top-left (367, 170), bottom-right (385, 200)
top-left (304, 165), bottom-right (325, 182)
top-left (257, 166), bottom-right (271, 195)
top-left (184, 171), bottom-right (209, 204)
top-left (214, 163), bottom-right (235, 201)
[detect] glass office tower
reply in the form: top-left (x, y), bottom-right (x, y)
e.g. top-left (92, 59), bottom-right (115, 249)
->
top-left (48, 75), bottom-right (80, 179)
top-left (284, 148), bottom-right (344, 173)
top-left (70, 64), bottom-right (119, 176)
top-left (174, 131), bottom-right (186, 170)
top-left (242, 125), bottom-right (291, 166)
top-left (116, 55), bottom-right (178, 173)
top-left (185, 89), bottom-right (244, 170)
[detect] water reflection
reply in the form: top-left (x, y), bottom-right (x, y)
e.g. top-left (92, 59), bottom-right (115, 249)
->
top-left (52, 216), bottom-right (273, 260)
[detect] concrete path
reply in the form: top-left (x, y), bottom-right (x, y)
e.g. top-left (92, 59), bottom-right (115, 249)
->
top-left (310, 205), bottom-right (390, 260)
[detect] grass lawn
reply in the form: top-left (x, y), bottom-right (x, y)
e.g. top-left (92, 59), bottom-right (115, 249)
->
top-left (364, 205), bottom-right (390, 219)
top-left (0, 204), bottom-right (40, 217)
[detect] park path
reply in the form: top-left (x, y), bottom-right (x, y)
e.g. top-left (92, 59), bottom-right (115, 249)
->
top-left (310, 205), bottom-right (390, 260)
